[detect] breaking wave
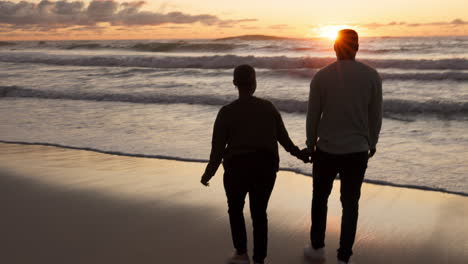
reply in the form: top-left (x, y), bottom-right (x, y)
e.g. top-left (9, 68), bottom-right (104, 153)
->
top-left (214, 35), bottom-right (294, 41)
top-left (0, 41), bottom-right (16, 47)
top-left (1, 52), bottom-right (468, 70)
top-left (1, 85), bottom-right (466, 116)
top-left (1, 41), bottom-right (242, 52)
top-left (263, 69), bottom-right (468, 81)
top-left (131, 42), bottom-right (243, 52)
top-left (65, 43), bottom-right (103, 50)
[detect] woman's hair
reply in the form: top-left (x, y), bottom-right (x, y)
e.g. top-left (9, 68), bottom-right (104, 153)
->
top-left (234, 64), bottom-right (256, 87)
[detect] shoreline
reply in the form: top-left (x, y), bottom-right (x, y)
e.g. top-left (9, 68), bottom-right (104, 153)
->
top-left (1, 140), bottom-right (466, 197)
top-left (1, 142), bottom-right (467, 264)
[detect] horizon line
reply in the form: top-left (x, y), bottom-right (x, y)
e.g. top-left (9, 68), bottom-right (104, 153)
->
top-left (2, 34), bottom-right (468, 42)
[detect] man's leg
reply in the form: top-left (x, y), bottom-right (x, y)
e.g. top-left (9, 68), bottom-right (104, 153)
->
top-left (249, 170), bottom-right (276, 263)
top-left (337, 151), bottom-right (368, 262)
top-left (311, 150), bottom-right (338, 249)
top-left (224, 170), bottom-right (249, 255)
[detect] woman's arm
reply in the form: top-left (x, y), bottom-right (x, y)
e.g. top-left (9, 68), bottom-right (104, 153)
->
top-left (201, 107), bottom-right (228, 185)
top-left (272, 104), bottom-right (309, 163)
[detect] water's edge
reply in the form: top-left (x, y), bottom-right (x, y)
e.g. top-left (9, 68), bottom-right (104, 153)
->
top-left (1, 140), bottom-right (466, 197)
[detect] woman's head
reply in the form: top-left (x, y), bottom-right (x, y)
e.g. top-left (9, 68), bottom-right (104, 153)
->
top-left (233, 64), bottom-right (257, 95)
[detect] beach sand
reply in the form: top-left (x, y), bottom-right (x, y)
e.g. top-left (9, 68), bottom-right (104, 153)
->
top-left (0, 143), bottom-right (467, 264)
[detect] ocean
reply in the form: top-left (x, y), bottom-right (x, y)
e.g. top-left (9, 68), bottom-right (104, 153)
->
top-left (0, 36), bottom-right (467, 196)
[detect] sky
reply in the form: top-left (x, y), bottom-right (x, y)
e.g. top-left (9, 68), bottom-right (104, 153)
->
top-left (0, 0), bottom-right (467, 40)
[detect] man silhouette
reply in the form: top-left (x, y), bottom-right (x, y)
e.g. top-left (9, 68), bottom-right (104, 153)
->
top-left (304, 29), bottom-right (383, 264)
top-left (201, 65), bottom-right (309, 264)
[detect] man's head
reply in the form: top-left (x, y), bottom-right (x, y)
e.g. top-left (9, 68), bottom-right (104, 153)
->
top-left (233, 64), bottom-right (256, 95)
top-left (334, 29), bottom-right (359, 60)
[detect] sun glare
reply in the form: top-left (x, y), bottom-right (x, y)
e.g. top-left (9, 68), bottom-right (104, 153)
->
top-left (318, 25), bottom-right (353, 40)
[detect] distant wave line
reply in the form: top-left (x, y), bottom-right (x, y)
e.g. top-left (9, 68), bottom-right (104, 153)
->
top-left (1, 52), bottom-right (468, 70)
top-left (44, 67), bottom-right (468, 81)
top-left (2, 39), bottom-right (467, 55)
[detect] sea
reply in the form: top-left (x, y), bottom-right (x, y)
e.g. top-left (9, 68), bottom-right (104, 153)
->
top-left (0, 36), bottom-right (467, 196)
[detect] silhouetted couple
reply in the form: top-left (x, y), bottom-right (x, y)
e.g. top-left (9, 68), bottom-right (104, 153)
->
top-left (201, 29), bottom-right (383, 264)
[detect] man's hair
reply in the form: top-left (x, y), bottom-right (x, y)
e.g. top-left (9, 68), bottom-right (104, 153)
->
top-left (234, 64), bottom-right (256, 87)
top-left (335, 29), bottom-right (359, 59)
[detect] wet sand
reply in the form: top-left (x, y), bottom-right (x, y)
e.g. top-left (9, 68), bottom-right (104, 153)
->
top-left (0, 143), bottom-right (467, 264)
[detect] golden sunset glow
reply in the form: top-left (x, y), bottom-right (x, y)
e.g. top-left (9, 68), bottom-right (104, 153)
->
top-left (318, 25), bottom-right (354, 40)
top-left (0, 0), bottom-right (467, 40)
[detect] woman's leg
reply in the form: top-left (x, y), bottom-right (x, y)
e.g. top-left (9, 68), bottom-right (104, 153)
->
top-left (224, 170), bottom-right (249, 254)
top-left (249, 170), bottom-right (277, 263)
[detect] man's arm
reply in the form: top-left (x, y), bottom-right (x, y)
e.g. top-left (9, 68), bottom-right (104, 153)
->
top-left (306, 77), bottom-right (322, 153)
top-left (201, 108), bottom-right (228, 185)
top-left (368, 73), bottom-right (383, 158)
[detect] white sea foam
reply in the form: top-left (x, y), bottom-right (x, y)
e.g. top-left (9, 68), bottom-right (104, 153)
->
top-left (1, 98), bottom-right (466, 196)
top-left (1, 85), bottom-right (467, 116)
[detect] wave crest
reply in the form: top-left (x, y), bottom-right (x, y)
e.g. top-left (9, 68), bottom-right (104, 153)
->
top-left (132, 42), bottom-right (242, 52)
top-left (65, 43), bottom-right (102, 50)
top-left (0, 41), bottom-right (16, 47)
top-left (1, 52), bottom-right (468, 70)
top-left (215, 35), bottom-right (293, 41)
top-left (1, 86), bottom-right (466, 116)
top-left (264, 69), bottom-right (468, 81)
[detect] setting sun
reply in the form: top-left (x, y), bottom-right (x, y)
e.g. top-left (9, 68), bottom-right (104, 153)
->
top-left (318, 25), bottom-right (354, 39)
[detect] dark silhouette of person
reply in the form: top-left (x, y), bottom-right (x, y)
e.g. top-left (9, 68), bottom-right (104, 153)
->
top-left (303, 29), bottom-right (383, 264)
top-left (201, 64), bottom-right (309, 264)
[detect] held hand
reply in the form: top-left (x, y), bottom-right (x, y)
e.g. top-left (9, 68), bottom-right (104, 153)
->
top-left (298, 148), bottom-right (313, 163)
top-left (368, 148), bottom-right (376, 158)
top-left (200, 174), bottom-right (211, 187)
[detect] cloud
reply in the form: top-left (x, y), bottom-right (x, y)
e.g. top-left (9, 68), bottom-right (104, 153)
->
top-left (240, 25), bottom-right (259, 30)
top-left (216, 18), bottom-right (258, 28)
top-left (162, 26), bottom-right (187, 30)
top-left (88, 0), bottom-right (119, 22)
top-left (68, 25), bottom-right (106, 32)
top-left (387, 22), bottom-right (406, 26)
top-left (448, 19), bottom-right (467, 25)
top-left (0, 0), bottom-right (256, 30)
top-left (361, 19), bottom-right (468, 29)
top-left (157, 1), bottom-right (179, 13)
top-left (269, 24), bottom-right (289, 30)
